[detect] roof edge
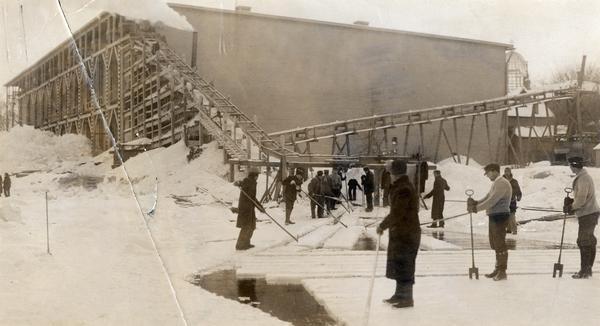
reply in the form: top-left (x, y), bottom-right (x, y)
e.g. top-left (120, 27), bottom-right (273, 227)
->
top-left (168, 2), bottom-right (514, 49)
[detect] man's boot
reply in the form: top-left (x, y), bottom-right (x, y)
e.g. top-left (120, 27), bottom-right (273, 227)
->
top-left (485, 252), bottom-right (501, 278)
top-left (439, 220), bottom-right (445, 228)
top-left (589, 246), bottom-right (596, 276)
top-left (393, 284), bottom-right (414, 308)
top-left (427, 222), bottom-right (437, 228)
top-left (493, 251), bottom-right (508, 281)
top-left (383, 280), bottom-right (403, 304)
top-left (573, 247), bottom-right (591, 279)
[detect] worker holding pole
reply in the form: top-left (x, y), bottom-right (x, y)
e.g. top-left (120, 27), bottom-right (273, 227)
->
top-left (376, 159), bottom-right (421, 308)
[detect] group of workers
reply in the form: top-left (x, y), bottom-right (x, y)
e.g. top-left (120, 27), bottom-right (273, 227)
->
top-left (233, 156), bottom-right (598, 308)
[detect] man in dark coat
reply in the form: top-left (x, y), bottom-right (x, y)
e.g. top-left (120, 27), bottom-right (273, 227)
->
top-left (363, 167), bottom-right (375, 212)
top-left (3, 173), bottom-right (10, 197)
top-left (321, 170), bottom-right (333, 211)
top-left (414, 161), bottom-right (428, 194)
top-left (308, 171), bottom-right (324, 219)
top-left (235, 167), bottom-right (264, 250)
top-left (347, 178), bottom-right (362, 201)
top-left (424, 170), bottom-right (450, 228)
top-left (503, 168), bottom-right (522, 235)
top-left (381, 170), bottom-right (391, 207)
top-left (377, 159), bottom-right (421, 308)
top-left (329, 169), bottom-right (342, 210)
top-left (282, 172), bottom-right (303, 225)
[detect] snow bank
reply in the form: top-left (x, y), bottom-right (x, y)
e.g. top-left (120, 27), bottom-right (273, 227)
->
top-left (0, 126), bottom-right (91, 173)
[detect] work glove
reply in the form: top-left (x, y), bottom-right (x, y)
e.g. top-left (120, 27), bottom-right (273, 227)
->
top-left (233, 181), bottom-right (241, 187)
top-left (563, 197), bottom-right (574, 214)
top-left (376, 225), bottom-right (384, 235)
top-left (467, 198), bottom-right (478, 213)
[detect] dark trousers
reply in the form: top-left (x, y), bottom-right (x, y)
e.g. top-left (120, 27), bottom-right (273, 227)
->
top-left (489, 214), bottom-right (510, 270)
top-left (382, 188), bottom-right (390, 207)
top-left (348, 187), bottom-right (357, 201)
top-left (331, 188), bottom-right (341, 209)
top-left (309, 194), bottom-right (324, 218)
top-left (366, 193), bottom-right (373, 210)
top-left (577, 213), bottom-right (598, 271)
top-left (285, 199), bottom-right (295, 222)
top-left (236, 227), bottom-right (254, 249)
top-left (4, 188), bottom-right (8, 197)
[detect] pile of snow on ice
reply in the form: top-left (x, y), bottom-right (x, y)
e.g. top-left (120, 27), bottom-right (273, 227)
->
top-left (0, 126), bottom-right (91, 172)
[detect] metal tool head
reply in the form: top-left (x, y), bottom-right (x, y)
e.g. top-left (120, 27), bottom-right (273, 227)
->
top-left (465, 189), bottom-right (474, 197)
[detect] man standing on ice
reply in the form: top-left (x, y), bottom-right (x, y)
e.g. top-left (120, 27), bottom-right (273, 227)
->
top-left (234, 167), bottom-right (264, 250)
top-left (282, 171), bottom-right (303, 225)
top-left (308, 171), bottom-right (324, 219)
top-left (424, 170), bottom-right (450, 228)
top-left (467, 163), bottom-right (512, 281)
top-left (376, 160), bottom-right (421, 308)
top-left (503, 167), bottom-right (522, 235)
top-left (3, 173), bottom-right (10, 197)
top-left (363, 167), bottom-right (375, 212)
top-left (563, 156), bottom-right (599, 279)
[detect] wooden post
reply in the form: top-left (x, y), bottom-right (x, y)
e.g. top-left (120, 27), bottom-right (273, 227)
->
top-left (403, 125), bottom-right (410, 156)
top-left (495, 111), bottom-right (506, 163)
top-left (229, 163), bottom-right (235, 182)
top-left (419, 124), bottom-right (425, 156)
top-left (191, 32), bottom-right (198, 69)
top-left (433, 120), bottom-right (444, 163)
top-left (484, 114), bottom-right (492, 161)
top-left (46, 191), bottom-right (51, 255)
top-left (453, 119), bottom-right (461, 163)
top-left (442, 127), bottom-right (457, 163)
top-left (466, 116), bottom-right (476, 165)
top-left (515, 106), bottom-right (524, 164)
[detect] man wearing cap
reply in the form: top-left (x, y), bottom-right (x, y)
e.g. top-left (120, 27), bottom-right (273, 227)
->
top-left (235, 167), bottom-right (265, 250)
top-left (564, 156), bottom-right (599, 279)
top-left (376, 160), bottom-right (421, 308)
top-left (308, 171), bottom-right (324, 219)
top-left (467, 163), bottom-right (512, 281)
top-left (503, 167), bottom-right (522, 235)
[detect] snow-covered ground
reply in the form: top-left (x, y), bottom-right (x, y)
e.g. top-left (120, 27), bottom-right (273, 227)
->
top-left (0, 126), bottom-right (597, 325)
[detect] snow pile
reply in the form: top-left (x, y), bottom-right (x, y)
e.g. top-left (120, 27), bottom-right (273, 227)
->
top-left (0, 125), bottom-right (91, 173)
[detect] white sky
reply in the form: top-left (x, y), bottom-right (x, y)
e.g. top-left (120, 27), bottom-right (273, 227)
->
top-left (1, 0), bottom-right (600, 94)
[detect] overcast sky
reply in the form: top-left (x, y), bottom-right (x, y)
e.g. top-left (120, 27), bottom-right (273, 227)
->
top-left (1, 0), bottom-right (599, 95)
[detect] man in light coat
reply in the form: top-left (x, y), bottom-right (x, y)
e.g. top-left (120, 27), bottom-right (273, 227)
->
top-left (467, 163), bottom-right (512, 281)
top-left (563, 156), bottom-right (599, 279)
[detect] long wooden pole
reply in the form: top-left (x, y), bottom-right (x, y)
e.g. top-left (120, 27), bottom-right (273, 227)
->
top-left (46, 191), bottom-right (51, 255)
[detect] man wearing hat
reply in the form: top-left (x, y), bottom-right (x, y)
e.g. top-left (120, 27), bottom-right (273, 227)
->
top-left (235, 167), bottom-right (265, 250)
top-left (564, 156), bottom-right (599, 279)
top-left (376, 159), bottom-right (421, 308)
top-left (424, 170), bottom-right (450, 228)
top-left (467, 163), bottom-right (512, 281)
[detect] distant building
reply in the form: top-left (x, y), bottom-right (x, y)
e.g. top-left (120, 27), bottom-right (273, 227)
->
top-left (506, 51), bottom-right (530, 93)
